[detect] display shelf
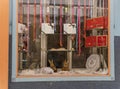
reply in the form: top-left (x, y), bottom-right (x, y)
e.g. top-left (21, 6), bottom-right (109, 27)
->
top-left (41, 48), bottom-right (75, 52)
top-left (48, 48), bottom-right (75, 52)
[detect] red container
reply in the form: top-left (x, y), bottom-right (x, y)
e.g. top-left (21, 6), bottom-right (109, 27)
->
top-left (86, 19), bottom-right (95, 30)
top-left (85, 36), bottom-right (97, 47)
top-left (86, 16), bottom-right (108, 30)
top-left (85, 35), bottom-right (108, 47)
top-left (97, 35), bottom-right (107, 47)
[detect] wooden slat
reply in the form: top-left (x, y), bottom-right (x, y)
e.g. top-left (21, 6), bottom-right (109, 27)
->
top-left (0, 0), bottom-right (9, 89)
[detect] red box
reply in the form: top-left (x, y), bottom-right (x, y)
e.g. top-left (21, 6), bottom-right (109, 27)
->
top-left (97, 35), bottom-right (107, 47)
top-left (86, 19), bottom-right (95, 30)
top-left (86, 16), bottom-right (108, 30)
top-left (85, 35), bottom-right (108, 47)
top-left (85, 36), bottom-right (97, 47)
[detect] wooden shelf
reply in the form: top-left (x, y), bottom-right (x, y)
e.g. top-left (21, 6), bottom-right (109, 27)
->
top-left (41, 48), bottom-right (75, 52)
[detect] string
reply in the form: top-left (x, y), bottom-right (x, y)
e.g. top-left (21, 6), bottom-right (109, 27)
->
top-left (27, 0), bottom-right (30, 52)
top-left (59, 0), bottom-right (63, 47)
top-left (76, 8), bottom-right (78, 52)
top-left (78, 0), bottom-right (81, 55)
top-left (100, 0), bottom-right (102, 16)
top-left (46, 2), bottom-right (50, 23)
top-left (84, 0), bottom-right (86, 39)
top-left (104, 0), bottom-right (108, 29)
top-left (40, 0), bottom-right (42, 27)
top-left (103, 0), bottom-right (104, 16)
top-left (88, 0), bottom-right (90, 18)
top-left (20, 0), bottom-right (23, 23)
top-left (33, 0), bottom-right (36, 40)
top-left (54, 0), bottom-right (56, 32)
top-left (72, 0), bottom-right (75, 23)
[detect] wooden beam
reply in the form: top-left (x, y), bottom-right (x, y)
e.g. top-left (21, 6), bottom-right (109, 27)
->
top-left (0, 0), bottom-right (9, 89)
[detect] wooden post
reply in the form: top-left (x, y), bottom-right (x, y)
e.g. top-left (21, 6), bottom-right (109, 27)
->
top-left (0, 0), bottom-right (9, 89)
top-left (67, 35), bottom-right (72, 70)
top-left (41, 33), bottom-right (47, 67)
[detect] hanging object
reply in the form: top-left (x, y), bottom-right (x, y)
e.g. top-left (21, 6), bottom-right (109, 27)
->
top-left (64, 7), bottom-right (68, 23)
top-left (77, 0), bottom-right (81, 55)
top-left (104, 0), bottom-right (108, 29)
top-left (84, 0), bottom-right (87, 38)
top-left (99, 0), bottom-right (102, 16)
top-left (91, 0), bottom-right (93, 18)
top-left (72, 0), bottom-right (75, 23)
top-left (63, 0), bottom-right (76, 35)
top-left (40, 0), bottom-right (42, 27)
top-left (54, 0), bottom-right (56, 32)
top-left (103, 0), bottom-right (105, 16)
top-left (88, 0), bottom-right (91, 18)
top-left (19, 0), bottom-right (23, 23)
top-left (76, 9), bottom-right (78, 52)
top-left (46, 6), bottom-right (50, 23)
top-left (68, 0), bottom-right (70, 23)
top-left (59, 0), bottom-right (63, 47)
top-left (27, 0), bottom-right (30, 51)
top-left (41, 0), bottom-right (54, 34)
top-left (86, 0), bottom-right (108, 30)
top-left (33, 0), bottom-right (36, 40)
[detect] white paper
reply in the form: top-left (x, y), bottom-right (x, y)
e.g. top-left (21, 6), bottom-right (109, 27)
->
top-left (64, 23), bottom-right (76, 34)
top-left (42, 23), bottom-right (54, 34)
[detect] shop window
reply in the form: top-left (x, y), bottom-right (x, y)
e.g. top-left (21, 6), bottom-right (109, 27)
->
top-left (11, 0), bottom-right (115, 81)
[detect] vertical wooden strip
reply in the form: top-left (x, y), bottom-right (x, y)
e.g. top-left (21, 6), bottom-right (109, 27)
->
top-left (0, 0), bottom-right (9, 89)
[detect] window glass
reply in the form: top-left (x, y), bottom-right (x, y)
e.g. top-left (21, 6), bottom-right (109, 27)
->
top-left (17, 0), bottom-right (109, 77)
